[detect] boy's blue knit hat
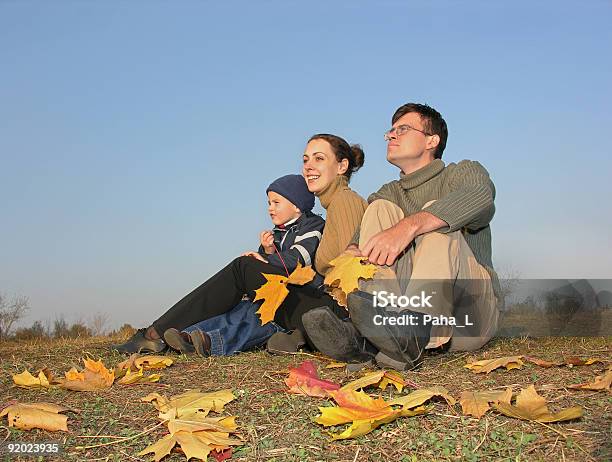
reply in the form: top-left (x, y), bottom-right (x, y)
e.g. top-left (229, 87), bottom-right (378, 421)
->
top-left (266, 174), bottom-right (315, 212)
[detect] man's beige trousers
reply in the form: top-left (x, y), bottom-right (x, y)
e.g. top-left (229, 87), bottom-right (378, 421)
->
top-left (357, 199), bottom-right (498, 351)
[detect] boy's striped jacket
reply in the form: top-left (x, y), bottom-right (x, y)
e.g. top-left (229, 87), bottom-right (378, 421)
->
top-left (258, 211), bottom-right (325, 274)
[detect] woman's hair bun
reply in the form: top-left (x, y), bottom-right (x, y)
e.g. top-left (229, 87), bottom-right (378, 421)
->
top-left (350, 144), bottom-right (365, 173)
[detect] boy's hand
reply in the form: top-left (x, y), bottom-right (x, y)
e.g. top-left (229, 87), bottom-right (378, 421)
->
top-left (260, 230), bottom-right (275, 254)
top-left (241, 251), bottom-right (269, 263)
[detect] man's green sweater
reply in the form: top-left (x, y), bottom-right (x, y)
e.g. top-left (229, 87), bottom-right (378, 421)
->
top-left (354, 158), bottom-right (501, 302)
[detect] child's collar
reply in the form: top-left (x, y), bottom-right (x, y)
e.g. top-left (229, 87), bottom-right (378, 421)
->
top-left (276, 214), bottom-right (301, 230)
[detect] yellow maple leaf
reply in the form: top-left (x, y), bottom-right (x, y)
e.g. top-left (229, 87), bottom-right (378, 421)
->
top-left (12, 368), bottom-right (55, 389)
top-left (254, 263), bottom-right (315, 324)
top-left (493, 385), bottom-right (583, 422)
top-left (254, 274), bottom-right (290, 325)
top-left (315, 389), bottom-right (428, 440)
top-left (459, 388), bottom-right (512, 418)
top-left (117, 354), bottom-right (173, 375)
top-left (388, 386), bottom-right (456, 410)
top-left (117, 367), bottom-right (161, 385)
top-left (138, 392), bottom-right (242, 462)
top-left (340, 370), bottom-right (407, 393)
top-left (286, 263), bottom-right (316, 285)
top-left (464, 355), bottom-right (524, 374)
top-left (0, 402), bottom-right (70, 432)
top-left (142, 389), bottom-right (236, 420)
top-left (324, 254), bottom-right (377, 301)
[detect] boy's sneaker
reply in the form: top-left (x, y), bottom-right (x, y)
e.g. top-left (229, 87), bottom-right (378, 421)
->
top-left (163, 328), bottom-right (195, 354)
top-left (189, 330), bottom-right (212, 357)
top-left (111, 328), bottom-right (167, 354)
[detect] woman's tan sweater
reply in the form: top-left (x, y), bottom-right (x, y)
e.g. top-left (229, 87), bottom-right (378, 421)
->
top-left (314, 176), bottom-right (367, 276)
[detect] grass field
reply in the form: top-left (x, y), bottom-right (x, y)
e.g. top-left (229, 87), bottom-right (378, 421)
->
top-left (1, 334), bottom-right (610, 462)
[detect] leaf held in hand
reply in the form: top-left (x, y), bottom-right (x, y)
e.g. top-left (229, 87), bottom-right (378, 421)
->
top-left (0, 402), bottom-right (69, 432)
top-left (493, 385), bottom-right (583, 422)
top-left (324, 254), bottom-right (377, 301)
top-left (285, 361), bottom-right (340, 397)
top-left (464, 355), bottom-right (524, 374)
top-left (286, 263), bottom-right (316, 285)
top-left (254, 263), bottom-right (315, 324)
top-left (254, 274), bottom-right (290, 325)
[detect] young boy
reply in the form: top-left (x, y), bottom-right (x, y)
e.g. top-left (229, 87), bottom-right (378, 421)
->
top-left (162, 174), bottom-right (324, 356)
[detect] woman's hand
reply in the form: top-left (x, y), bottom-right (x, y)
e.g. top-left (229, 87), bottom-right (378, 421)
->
top-left (344, 243), bottom-right (363, 257)
top-left (241, 251), bottom-right (269, 263)
top-left (260, 230), bottom-right (275, 254)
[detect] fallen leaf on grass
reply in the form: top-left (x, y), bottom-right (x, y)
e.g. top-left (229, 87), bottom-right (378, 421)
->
top-left (465, 355), bottom-right (524, 374)
top-left (0, 402), bottom-right (70, 432)
top-left (60, 358), bottom-right (114, 391)
top-left (569, 368), bottom-right (612, 391)
top-left (316, 389), bottom-right (428, 440)
top-left (285, 361), bottom-right (340, 397)
top-left (138, 417), bottom-right (241, 462)
top-left (254, 263), bottom-right (315, 324)
top-left (142, 389), bottom-right (236, 420)
top-left (117, 367), bottom-right (161, 385)
top-left (341, 370), bottom-right (406, 393)
top-left (139, 391), bottom-right (242, 462)
top-left (324, 362), bottom-right (347, 369)
top-left (459, 388), bottom-right (512, 418)
top-left (117, 354), bottom-right (173, 373)
top-left (378, 371), bottom-right (406, 392)
top-left (388, 386), bottom-right (456, 409)
top-left (493, 385), bottom-right (583, 422)
top-left (210, 448), bottom-right (233, 461)
top-left (12, 368), bottom-right (56, 389)
top-left (525, 356), bottom-right (603, 368)
top-left (324, 254), bottom-right (377, 304)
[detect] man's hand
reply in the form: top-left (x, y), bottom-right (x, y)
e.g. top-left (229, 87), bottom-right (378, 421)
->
top-left (361, 211), bottom-right (447, 266)
top-left (260, 230), bottom-right (275, 254)
top-left (361, 220), bottom-right (416, 266)
top-left (241, 251), bottom-right (269, 263)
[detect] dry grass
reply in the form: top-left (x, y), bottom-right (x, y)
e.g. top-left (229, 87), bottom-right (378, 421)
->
top-left (1, 334), bottom-right (611, 462)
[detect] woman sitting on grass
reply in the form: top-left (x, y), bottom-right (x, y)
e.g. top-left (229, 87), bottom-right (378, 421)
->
top-left (111, 134), bottom-right (367, 356)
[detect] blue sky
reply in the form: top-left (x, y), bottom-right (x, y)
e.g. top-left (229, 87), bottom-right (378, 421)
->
top-left (1, 1), bottom-right (611, 329)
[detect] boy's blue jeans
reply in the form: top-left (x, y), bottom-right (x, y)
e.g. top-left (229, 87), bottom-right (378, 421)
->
top-left (183, 300), bottom-right (285, 355)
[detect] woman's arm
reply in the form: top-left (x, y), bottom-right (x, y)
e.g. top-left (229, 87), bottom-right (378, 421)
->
top-left (315, 190), bottom-right (367, 275)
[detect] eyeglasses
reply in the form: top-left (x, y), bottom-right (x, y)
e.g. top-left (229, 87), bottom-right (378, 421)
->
top-left (384, 124), bottom-right (432, 141)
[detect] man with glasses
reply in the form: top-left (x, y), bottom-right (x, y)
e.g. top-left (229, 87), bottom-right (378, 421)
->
top-left (302, 103), bottom-right (500, 370)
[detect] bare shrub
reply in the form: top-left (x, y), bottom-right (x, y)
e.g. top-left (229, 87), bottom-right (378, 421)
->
top-left (14, 320), bottom-right (48, 340)
top-left (0, 293), bottom-right (30, 340)
top-left (89, 312), bottom-right (110, 337)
